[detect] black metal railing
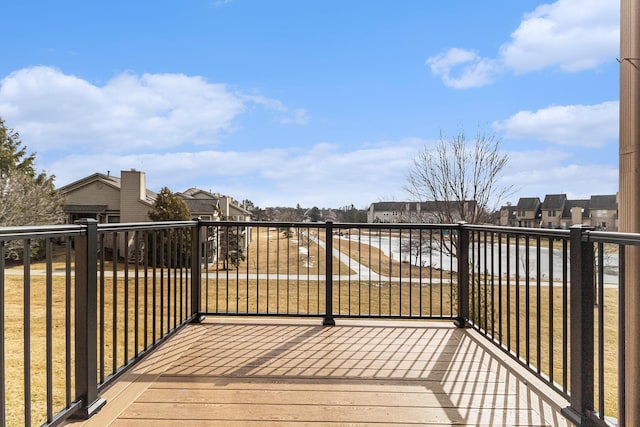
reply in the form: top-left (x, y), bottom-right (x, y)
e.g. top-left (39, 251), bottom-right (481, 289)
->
top-left (0, 220), bottom-right (634, 426)
top-left (199, 221), bottom-right (459, 322)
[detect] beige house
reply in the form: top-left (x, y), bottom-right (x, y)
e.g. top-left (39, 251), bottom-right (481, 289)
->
top-left (57, 170), bottom-right (156, 260)
top-left (499, 193), bottom-right (618, 231)
top-left (498, 205), bottom-right (518, 227)
top-left (515, 197), bottom-right (541, 228)
top-left (177, 188), bottom-right (253, 252)
top-left (57, 170), bottom-right (156, 224)
top-left (57, 171), bottom-right (253, 261)
top-left (540, 194), bottom-right (566, 229)
top-left (177, 188), bottom-right (252, 221)
top-left (589, 194), bottom-right (618, 231)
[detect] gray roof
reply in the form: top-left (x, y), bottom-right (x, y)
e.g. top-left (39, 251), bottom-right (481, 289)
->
top-left (516, 197), bottom-right (541, 210)
top-left (56, 172), bottom-right (157, 202)
top-left (590, 194), bottom-right (617, 210)
top-left (541, 194), bottom-right (567, 210)
top-left (181, 199), bottom-right (218, 213)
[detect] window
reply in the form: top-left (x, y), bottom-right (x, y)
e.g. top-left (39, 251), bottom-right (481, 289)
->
top-left (107, 215), bottom-right (120, 223)
top-left (548, 210), bottom-right (556, 217)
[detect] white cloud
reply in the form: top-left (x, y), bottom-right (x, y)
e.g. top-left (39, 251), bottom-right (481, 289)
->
top-left (242, 95), bottom-right (310, 125)
top-left (0, 66), bottom-right (307, 154)
top-left (505, 163), bottom-right (618, 200)
top-left (500, 0), bottom-right (618, 73)
top-left (427, 0), bottom-right (619, 88)
top-left (425, 48), bottom-right (498, 89)
top-left (50, 139), bottom-right (426, 208)
top-left (493, 101), bottom-right (618, 147)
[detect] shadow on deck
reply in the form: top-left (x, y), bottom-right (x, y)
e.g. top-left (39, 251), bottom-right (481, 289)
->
top-left (65, 318), bottom-right (571, 427)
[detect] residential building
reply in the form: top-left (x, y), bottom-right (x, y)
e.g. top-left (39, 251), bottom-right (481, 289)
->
top-left (589, 194), bottom-right (618, 231)
top-left (57, 170), bottom-right (155, 224)
top-left (560, 199), bottom-right (590, 229)
top-left (515, 197), bottom-right (541, 228)
top-left (500, 193), bottom-right (618, 231)
top-left (57, 171), bottom-right (253, 259)
top-left (177, 188), bottom-right (223, 220)
top-left (540, 194), bottom-right (567, 229)
top-left (498, 205), bottom-right (518, 227)
top-left (177, 187), bottom-right (253, 252)
top-left (367, 201), bottom-right (478, 224)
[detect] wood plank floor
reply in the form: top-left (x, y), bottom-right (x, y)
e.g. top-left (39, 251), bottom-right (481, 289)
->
top-left (65, 318), bottom-right (572, 426)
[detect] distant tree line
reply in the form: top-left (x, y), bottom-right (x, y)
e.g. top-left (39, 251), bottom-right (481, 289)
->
top-left (242, 204), bottom-right (367, 223)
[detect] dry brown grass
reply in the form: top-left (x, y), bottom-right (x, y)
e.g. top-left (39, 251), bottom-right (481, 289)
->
top-left (202, 279), bottom-right (456, 318)
top-left (3, 245), bottom-right (190, 425)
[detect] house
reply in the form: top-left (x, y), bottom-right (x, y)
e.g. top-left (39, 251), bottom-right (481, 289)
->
top-left (177, 188), bottom-right (253, 254)
top-left (57, 170), bottom-right (156, 224)
top-left (498, 205), bottom-right (518, 227)
top-left (177, 188), bottom-right (222, 221)
top-left (57, 170), bottom-right (156, 260)
top-left (589, 194), bottom-right (618, 231)
top-left (57, 171), bottom-right (253, 260)
top-left (177, 188), bottom-right (252, 222)
top-left (515, 197), bottom-right (541, 228)
top-left (502, 193), bottom-right (619, 230)
top-left (560, 199), bottom-right (590, 229)
top-left (540, 194), bottom-right (567, 229)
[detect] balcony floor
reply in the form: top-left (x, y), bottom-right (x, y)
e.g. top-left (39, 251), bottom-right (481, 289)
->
top-left (66, 318), bottom-right (571, 427)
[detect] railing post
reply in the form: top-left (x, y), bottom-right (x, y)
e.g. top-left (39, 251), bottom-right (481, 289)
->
top-left (323, 220), bottom-right (335, 326)
top-left (454, 222), bottom-right (469, 328)
top-left (562, 225), bottom-right (596, 426)
top-left (73, 219), bottom-right (106, 418)
top-left (191, 220), bottom-right (203, 323)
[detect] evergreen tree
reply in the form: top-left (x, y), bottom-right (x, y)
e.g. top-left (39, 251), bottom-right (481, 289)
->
top-left (148, 187), bottom-right (191, 221)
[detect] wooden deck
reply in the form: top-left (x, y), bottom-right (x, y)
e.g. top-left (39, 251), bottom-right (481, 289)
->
top-left (65, 318), bottom-right (572, 426)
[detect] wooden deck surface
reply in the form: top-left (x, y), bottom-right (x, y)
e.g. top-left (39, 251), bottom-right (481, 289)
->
top-left (65, 318), bottom-right (572, 426)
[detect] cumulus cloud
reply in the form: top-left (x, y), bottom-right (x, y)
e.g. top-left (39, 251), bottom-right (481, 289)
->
top-left (0, 66), bottom-right (307, 153)
top-left (493, 101), bottom-right (618, 147)
top-left (501, 0), bottom-right (618, 73)
top-left (427, 0), bottom-right (618, 88)
top-left (425, 48), bottom-right (498, 89)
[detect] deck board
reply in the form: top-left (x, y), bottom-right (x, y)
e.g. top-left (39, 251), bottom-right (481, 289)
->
top-left (64, 318), bottom-right (572, 427)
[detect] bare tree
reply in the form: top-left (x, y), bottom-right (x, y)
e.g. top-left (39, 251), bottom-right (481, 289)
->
top-left (0, 168), bottom-right (66, 259)
top-left (404, 130), bottom-right (514, 327)
top-left (405, 129), bottom-right (513, 225)
top-left (0, 167), bottom-right (65, 227)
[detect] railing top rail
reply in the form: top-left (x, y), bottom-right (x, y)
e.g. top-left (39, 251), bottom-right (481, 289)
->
top-left (330, 222), bottom-right (459, 230)
top-left (463, 224), bottom-right (571, 239)
top-left (198, 220), bottom-right (460, 230)
top-left (97, 220), bottom-right (198, 233)
top-left (586, 229), bottom-right (640, 246)
top-left (0, 223), bottom-right (84, 240)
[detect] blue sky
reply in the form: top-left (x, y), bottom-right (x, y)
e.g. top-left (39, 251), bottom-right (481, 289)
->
top-left (0, 0), bottom-right (619, 209)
